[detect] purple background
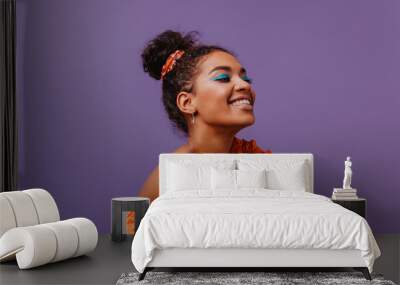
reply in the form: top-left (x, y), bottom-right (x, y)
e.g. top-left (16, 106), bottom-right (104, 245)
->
top-left (16, 0), bottom-right (400, 234)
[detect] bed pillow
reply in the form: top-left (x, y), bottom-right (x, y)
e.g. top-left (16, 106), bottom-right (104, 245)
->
top-left (237, 159), bottom-right (309, 191)
top-left (167, 160), bottom-right (235, 192)
top-left (236, 169), bottom-right (267, 189)
top-left (211, 168), bottom-right (236, 190)
top-left (211, 168), bottom-right (268, 190)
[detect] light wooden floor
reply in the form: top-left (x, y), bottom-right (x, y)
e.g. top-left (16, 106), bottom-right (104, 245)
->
top-left (0, 234), bottom-right (399, 285)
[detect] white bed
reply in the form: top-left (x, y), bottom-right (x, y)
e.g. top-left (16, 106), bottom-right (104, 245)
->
top-left (131, 153), bottom-right (380, 280)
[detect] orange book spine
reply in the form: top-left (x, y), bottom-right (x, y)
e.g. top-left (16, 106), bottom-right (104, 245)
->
top-left (126, 211), bottom-right (136, 235)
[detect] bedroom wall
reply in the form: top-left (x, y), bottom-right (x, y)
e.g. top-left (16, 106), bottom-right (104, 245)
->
top-left (16, 0), bottom-right (400, 233)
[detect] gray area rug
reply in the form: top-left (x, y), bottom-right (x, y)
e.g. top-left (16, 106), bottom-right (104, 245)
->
top-left (116, 271), bottom-right (396, 285)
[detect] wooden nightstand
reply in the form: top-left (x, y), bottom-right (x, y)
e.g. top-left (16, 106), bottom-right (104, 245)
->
top-left (331, 198), bottom-right (366, 218)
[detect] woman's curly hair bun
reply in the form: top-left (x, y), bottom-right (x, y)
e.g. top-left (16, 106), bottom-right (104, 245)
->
top-left (141, 30), bottom-right (200, 80)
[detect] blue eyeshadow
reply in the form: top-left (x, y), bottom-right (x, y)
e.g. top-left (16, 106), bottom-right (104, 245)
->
top-left (212, 74), bottom-right (229, 80)
top-left (211, 73), bottom-right (253, 83)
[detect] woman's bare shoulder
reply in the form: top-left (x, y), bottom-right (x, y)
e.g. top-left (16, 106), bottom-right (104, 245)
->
top-left (138, 144), bottom-right (191, 202)
top-left (173, 144), bottom-right (192, 153)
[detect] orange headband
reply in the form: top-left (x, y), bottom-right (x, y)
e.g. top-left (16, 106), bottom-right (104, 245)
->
top-left (160, 50), bottom-right (185, 80)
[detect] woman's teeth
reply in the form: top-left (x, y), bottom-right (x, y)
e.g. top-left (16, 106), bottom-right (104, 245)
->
top-left (230, 99), bottom-right (251, 106)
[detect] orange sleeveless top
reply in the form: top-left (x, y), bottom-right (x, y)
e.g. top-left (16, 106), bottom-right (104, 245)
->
top-left (229, 137), bottom-right (272, 154)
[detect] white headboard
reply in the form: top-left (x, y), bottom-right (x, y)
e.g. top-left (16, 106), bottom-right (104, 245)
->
top-left (159, 153), bottom-right (314, 195)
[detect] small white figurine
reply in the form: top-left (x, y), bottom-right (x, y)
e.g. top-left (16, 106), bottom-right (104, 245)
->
top-left (342, 156), bottom-right (353, 189)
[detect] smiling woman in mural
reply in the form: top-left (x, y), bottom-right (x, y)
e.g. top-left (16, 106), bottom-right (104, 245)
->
top-left (138, 30), bottom-right (271, 202)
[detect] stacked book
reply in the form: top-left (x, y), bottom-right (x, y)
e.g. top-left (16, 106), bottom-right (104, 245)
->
top-left (332, 188), bottom-right (358, 200)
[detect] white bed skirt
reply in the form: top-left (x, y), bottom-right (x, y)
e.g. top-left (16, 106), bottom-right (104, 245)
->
top-left (148, 248), bottom-right (366, 268)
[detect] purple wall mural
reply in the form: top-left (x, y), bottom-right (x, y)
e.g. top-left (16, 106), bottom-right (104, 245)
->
top-left (16, 0), bottom-right (400, 233)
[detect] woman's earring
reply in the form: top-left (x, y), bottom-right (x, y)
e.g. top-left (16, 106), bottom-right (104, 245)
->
top-left (191, 113), bottom-right (195, 125)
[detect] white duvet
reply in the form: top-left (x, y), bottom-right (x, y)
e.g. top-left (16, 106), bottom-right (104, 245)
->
top-left (131, 189), bottom-right (381, 273)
